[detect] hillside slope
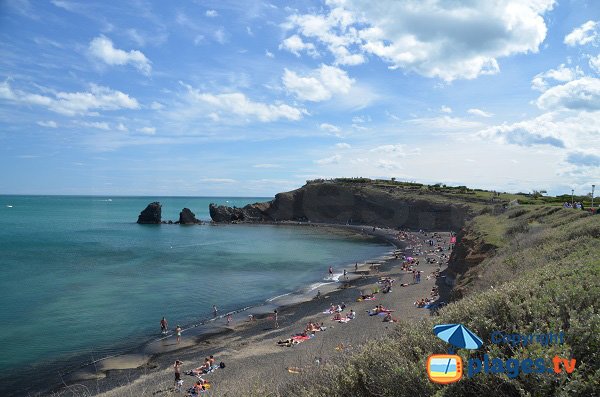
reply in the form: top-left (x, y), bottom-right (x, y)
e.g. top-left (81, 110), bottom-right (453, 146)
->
top-left (248, 206), bottom-right (600, 397)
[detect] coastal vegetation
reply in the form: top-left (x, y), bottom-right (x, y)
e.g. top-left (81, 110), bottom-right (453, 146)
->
top-left (249, 204), bottom-right (600, 396)
top-left (305, 178), bottom-right (597, 208)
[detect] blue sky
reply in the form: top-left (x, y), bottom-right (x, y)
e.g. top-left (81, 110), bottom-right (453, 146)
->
top-left (0, 0), bottom-right (599, 196)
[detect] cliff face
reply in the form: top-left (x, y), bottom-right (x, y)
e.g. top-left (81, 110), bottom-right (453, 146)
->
top-left (446, 223), bottom-right (498, 299)
top-left (210, 182), bottom-right (471, 230)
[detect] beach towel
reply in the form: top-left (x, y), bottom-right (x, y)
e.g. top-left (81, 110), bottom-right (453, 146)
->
top-left (291, 335), bottom-right (312, 341)
top-left (337, 318), bottom-right (351, 323)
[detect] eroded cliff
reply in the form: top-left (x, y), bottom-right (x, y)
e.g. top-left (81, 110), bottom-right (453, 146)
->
top-left (210, 181), bottom-right (474, 231)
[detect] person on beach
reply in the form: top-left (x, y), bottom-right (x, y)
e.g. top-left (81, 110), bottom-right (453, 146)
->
top-left (274, 309), bottom-right (279, 328)
top-left (355, 262), bottom-right (358, 273)
top-left (212, 305), bottom-right (218, 317)
top-left (328, 266), bottom-right (333, 278)
top-left (174, 360), bottom-right (183, 390)
top-left (343, 269), bottom-right (348, 280)
top-left (226, 313), bottom-right (232, 326)
top-left (160, 317), bottom-right (168, 334)
top-left (175, 325), bottom-right (182, 344)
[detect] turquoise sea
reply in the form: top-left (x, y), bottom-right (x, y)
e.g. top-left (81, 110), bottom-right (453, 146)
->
top-left (0, 196), bottom-right (391, 395)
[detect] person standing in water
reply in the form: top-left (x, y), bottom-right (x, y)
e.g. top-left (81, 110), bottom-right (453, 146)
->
top-left (175, 325), bottom-right (182, 344)
top-left (328, 266), bottom-right (333, 278)
top-left (213, 305), bottom-right (218, 317)
top-left (160, 317), bottom-right (168, 334)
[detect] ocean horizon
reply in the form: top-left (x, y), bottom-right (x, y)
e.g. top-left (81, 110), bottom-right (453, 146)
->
top-left (0, 195), bottom-right (392, 395)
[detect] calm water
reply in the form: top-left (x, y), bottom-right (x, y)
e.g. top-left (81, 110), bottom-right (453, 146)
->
top-left (0, 196), bottom-right (390, 394)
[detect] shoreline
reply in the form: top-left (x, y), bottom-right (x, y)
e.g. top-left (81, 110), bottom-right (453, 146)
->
top-left (52, 225), bottom-right (453, 397)
top-left (29, 223), bottom-right (397, 396)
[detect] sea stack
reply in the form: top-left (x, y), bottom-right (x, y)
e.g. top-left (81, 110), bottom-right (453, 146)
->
top-left (137, 202), bottom-right (162, 224)
top-left (179, 208), bottom-right (201, 224)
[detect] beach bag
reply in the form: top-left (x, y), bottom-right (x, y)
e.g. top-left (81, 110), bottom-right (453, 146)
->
top-left (219, 362), bottom-right (226, 368)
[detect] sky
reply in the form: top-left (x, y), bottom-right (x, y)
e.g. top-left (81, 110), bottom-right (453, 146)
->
top-left (0, 0), bottom-right (599, 197)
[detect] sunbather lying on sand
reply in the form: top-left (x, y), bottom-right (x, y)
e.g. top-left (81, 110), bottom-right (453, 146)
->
top-left (305, 321), bottom-right (326, 333)
top-left (368, 305), bottom-right (394, 315)
top-left (383, 312), bottom-right (398, 322)
top-left (357, 293), bottom-right (375, 301)
top-left (186, 379), bottom-right (211, 395)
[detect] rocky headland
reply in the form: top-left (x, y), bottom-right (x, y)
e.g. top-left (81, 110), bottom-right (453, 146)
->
top-left (209, 180), bottom-right (479, 230)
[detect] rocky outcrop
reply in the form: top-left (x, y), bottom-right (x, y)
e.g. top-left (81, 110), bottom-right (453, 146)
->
top-left (209, 182), bottom-right (471, 230)
top-left (179, 208), bottom-right (201, 224)
top-left (137, 202), bottom-right (162, 224)
top-left (209, 202), bottom-right (272, 222)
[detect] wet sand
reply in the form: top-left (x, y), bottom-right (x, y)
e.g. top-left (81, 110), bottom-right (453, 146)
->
top-left (53, 226), bottom-right (453, 397)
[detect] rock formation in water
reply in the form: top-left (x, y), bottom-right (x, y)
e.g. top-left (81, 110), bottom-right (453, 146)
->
top-left (179, 208), bottom-right (202, 224)
top-left (209, 181), bottom-right (475, 231)
top-left (137, 202), bottom-right (162, 224)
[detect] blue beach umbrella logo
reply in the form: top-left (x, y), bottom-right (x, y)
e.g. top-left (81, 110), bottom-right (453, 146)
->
top-left (434, 323), bottom-right (483, 351)
top-left (427, 323), bottom-right (483, 384)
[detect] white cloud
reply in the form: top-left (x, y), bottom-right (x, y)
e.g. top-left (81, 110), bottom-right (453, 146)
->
top-left (370, 144), bottom-right (406, 153)
top-left (531, 64), bottom-right (583, 91)
top-left (253, 163), bottom-right (279, 168)
top-left (194, 35), bottom-right (205, 45)
top-left (279, 35), bottom-right (318, 57)
top-left (440, 105), bottom-right (452, 114)
top-left (37, 120), bottom-right (57, 128)
top-left (88, 36), bottom-right (151, 75)
top-left (206, 9), bottom-right (218, 17)
top-left (201, 178), bottom-right (236, 183)
top-left (479, 109), bottom-right (600, 153)
top-left (282, 64), bottom-right (354, 102)
top-left (150, 101), bottom-right (164, 110)
top-left (351, 115), bottom-right (370, 123)
top-left (405, 115), bottom-right (483, 131)
top-left (265, 50), bottom-right (274, 58)
top-left (590, 55), bottom-right (600, 74)
top-left (137, 126), bottom-right (156, 134)
top-left (214, 28), bottom-right (227, 44)
top-left (78, 121), bottom-right (110, 130)
top-left (320, 123), bottom-right (341, 133)
top-left (283, 5), bottom-right (366, 66)
top-left (184, 84), bottom-right (306, 122)
top-left (285, 0), bottom-right (554, 81)
top-left (315, 154), bottom-right (341, 165)
top-left (468, 108), bottom-right (493, 117)
top-left (116, 123), bottom-right (128, 132)
top-left (535, 77), bottom-right (600, 112)
top-left (335, 142), bottom-right (351, 149)
top-left (564, 20), bottom-right (598, 46)
top-left (0, 81), bottom-right (139, 116)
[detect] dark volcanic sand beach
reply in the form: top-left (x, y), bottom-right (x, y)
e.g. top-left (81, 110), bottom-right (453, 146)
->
top-left (54, 227), bottom-right (453, 397)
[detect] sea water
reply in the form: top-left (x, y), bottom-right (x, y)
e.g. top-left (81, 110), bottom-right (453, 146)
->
top-left (0, 196), bottom-right (391, 394)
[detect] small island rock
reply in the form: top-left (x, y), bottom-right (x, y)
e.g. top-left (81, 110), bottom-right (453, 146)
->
top-left (137, 202), bottom-right (162, 224)
top-left (179, 208), bottom-right (201, 224)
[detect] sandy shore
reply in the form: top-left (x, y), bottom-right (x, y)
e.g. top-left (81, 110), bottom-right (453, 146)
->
top-left (54, 226), bottom-right (453, 397)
